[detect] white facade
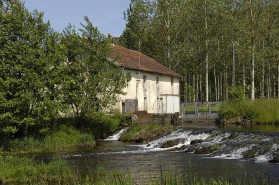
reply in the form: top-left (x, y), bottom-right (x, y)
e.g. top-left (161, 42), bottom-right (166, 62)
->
top-left (114, 69), bottom-right (180, 114)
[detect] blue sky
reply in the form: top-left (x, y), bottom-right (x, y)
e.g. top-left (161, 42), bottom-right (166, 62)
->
top-left (23, 0), bottom-right (131, 37)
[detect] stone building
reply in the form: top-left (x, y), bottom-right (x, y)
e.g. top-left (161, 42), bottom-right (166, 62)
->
top-left (110, 45), bottom-right (181, 114)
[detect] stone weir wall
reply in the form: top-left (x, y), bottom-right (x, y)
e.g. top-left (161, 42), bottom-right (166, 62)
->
top-left (149, 113), bottom-right (180, 125)
top-left (126, 111), bottom-right (180, 125)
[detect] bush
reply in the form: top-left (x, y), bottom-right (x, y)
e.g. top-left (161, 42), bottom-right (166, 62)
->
top-left (80, 112), bottom-right (127, 139)
top-left (219, 99), bottom-right (279, 124)
top-left (2, 126), bottom-right (95, 152)
top-left (228, 86), bottom-right (246, 101)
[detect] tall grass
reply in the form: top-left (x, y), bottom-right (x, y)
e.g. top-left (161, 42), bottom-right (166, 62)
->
top-left (2, 126), bottom-right (95, 153)
top-left (0, 155), bottom-right (73, 184)
top-left (74, 169), bottom-right (269, 185)
top-left (219, 99), bottom-right (279, 124)
top-left (0, 155), bottom-right (270, 185)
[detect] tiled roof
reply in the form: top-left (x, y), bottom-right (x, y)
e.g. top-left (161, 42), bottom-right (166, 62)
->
top-left (110, 45), bottom-right (182, 78)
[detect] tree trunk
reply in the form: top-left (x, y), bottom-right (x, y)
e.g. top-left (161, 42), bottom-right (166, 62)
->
top-left (232, 42), bottom-right (236, 87)
top-left (278, 65), bottom-right (279, 98)
top-left (196, 74), bottom-right (199, 101)
top-left (205, 0), bottom-right (209, 102)
top-left (267, 63), bottom-right (271, 99)
top-left (217, 76), bottom-right (220, 101)
top-left (261, 63), bottom-right (265, 98)
top-left (214, 66), bottom-right (217, 101)
top-left (200, 74), bottom-right (202, 101)
top-left (243, 65), bottom-right (246, 87)
top-left (193, 75), bottom-right (196, 101)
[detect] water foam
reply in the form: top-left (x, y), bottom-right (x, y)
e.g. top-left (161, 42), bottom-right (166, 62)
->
top-left (144, 130), bottom-right (211, 149)
top-left (104, 128), bottom-right (128, 141)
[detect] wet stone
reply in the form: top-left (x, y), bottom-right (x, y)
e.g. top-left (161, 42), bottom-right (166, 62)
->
top-left (243, 149), bottom-right (257, 160)
top-left (161, 140), bottom-right (177, 148)
top-left (184, 146), bottom-right (195, 153)
top-left (194, 144), bottom-right (221, 155)
top-left (270, 154), bottom-right (279, 163)
top-left (229, 132), bottom-right (240, 139)
top-left (190, 139), bottom-right (203, 145)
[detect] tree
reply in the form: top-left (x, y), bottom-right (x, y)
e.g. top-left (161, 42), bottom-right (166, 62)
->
top-left (61, 17), bottom-right (131, 124)
top-left (0, 0), bottom-right (64, 138)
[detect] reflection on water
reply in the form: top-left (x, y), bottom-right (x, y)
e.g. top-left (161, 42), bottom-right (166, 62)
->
top-left (181, 122), bottom-right (279, 133)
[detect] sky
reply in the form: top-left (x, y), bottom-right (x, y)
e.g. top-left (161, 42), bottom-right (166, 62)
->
top-left (23, 0), bottom-right (131, 37)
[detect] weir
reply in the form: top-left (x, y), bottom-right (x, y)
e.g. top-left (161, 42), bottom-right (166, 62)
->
top-left (103, 127), bottom-right (279, 164)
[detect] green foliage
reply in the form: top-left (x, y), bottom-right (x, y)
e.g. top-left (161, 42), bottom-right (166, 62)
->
top-left (0, 0), bottom-right (65, 138)
top-left (219, 99), bottom-right (279, 124)
top-left (0, 155), bottom-right (73, 183)
top-left (228, 86), bottom-right (246, 101)
top-left (0, 1), bottom-right (131, 141)
top-left (80, 112), bottom-right (127, 140)
top-left (2, 126), bottom-right (95, 153)
top-left (61, 17), bottom-right (131, 125)
top-left (184, 85), bottom-right (196, 102)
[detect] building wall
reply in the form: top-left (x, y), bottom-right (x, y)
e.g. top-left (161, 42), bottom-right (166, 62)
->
top-left (114, 69), bottom-right (180, 114)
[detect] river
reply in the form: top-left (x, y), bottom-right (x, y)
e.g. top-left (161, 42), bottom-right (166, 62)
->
top-left (38, 124), bottom-right (279, 184)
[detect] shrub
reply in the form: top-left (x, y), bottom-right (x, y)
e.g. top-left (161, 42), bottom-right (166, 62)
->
top-left (219, 99), bottom-right (279, 124)
top-left (2, 126), bottom-right (95, 152)
top-left (80, 112), bottom-right (126, 139)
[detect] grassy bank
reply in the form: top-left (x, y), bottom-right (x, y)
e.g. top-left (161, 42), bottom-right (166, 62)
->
top-left (120, 123), bottom-right (173, 143)
top-left (0, 113), bottom-right (128, 153)
top-left (219, 99), bottom-right (279, 124)
top-left (1, 126), bottom-right (95, 153)
top-left (0, 155), bottom-right (73, 184)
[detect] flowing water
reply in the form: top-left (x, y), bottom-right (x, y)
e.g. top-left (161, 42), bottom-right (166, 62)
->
top-left (39, 127), bottom-right (279, 184)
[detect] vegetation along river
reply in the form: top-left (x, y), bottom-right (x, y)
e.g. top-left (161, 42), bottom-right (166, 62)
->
top-left (34, 125), bottom-right (279, 184)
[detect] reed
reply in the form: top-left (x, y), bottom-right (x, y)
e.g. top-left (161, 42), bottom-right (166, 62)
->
top-left (219, 99), bottom-right (279, 124)
top-left (1, 126), bottom-right (95, 153)
top-left (0, 155), bottom-right (73, 184)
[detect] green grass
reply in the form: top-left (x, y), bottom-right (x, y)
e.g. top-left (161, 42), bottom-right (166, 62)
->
top-left (0, 155), bottom-right (73, 184)
top-left (219, 99), bottom-right (279, 124)
top-left (1, 126), bottom-right (95, 153)
top-left (74, 169), bottom-right (269, 185)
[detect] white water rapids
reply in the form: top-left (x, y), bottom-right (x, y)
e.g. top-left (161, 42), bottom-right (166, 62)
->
top-left (104, 128), bottom-right (128, 141)
top-left (101, 128), bottom-right (279, 164)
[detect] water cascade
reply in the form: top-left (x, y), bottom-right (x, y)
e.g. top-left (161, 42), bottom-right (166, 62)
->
top-left (142, 128), bottom-right (279, 163)
top-left (104, 128), bottom-right (128, 141)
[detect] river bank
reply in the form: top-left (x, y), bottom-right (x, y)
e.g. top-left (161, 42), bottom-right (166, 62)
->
top-left (219, 99), bottom-right (279, 125)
